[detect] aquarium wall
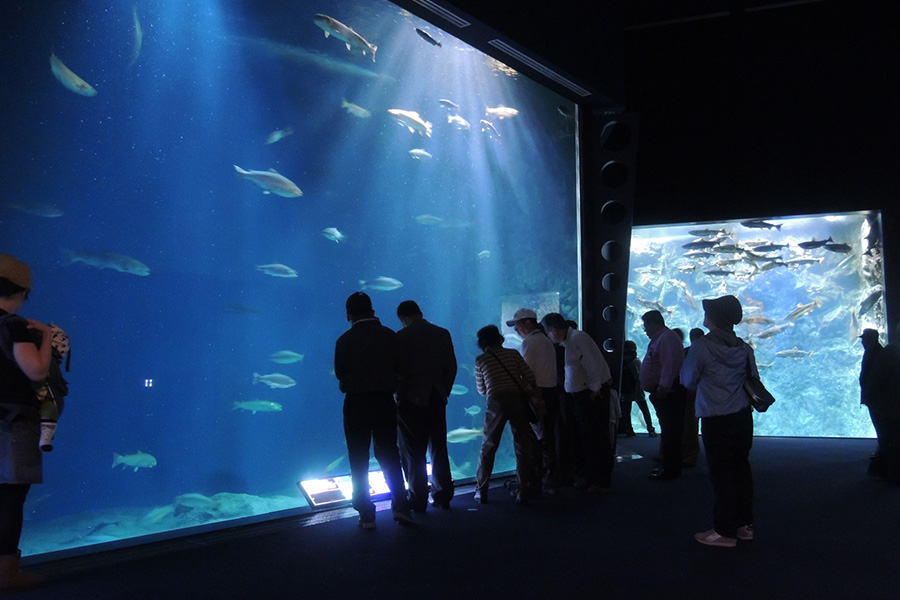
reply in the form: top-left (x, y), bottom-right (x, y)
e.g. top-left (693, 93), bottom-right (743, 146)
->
top-left (0, 0), bottom-right (580, 557)
top-left (627, 212), bottom-right (885, 438)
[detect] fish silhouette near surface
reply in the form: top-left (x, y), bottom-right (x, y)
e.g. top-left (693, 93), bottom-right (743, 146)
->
top-left (257, 263), bottom-right (298, 278)
top-left (313, 14), bottom-right (377, 61)
top-left (233, 400), bottom-right (283, 414)
top-left (234, 165), bottom-right (303, 197)
top-left (388, 109), bottom-right (432, 137)
top-left (359, 276), bottom-right (403, 291)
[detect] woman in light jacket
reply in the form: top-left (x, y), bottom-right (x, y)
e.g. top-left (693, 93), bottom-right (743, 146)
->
top-left (680, 295), bottom-right (756, 548)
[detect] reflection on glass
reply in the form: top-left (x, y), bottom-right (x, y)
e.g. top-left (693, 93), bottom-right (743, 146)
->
top-left (628, 211), bottom-right (885, 438)
top-left (3, 1), bottom-right (579, 556)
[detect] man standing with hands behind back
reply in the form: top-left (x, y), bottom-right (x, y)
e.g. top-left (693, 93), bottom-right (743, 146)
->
top-left (640, 310), bottom-right (686, 481)
top-left (395, 300), bottom-right (458, 511)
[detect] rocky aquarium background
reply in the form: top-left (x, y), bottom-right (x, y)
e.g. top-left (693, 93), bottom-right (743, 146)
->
top-left (627, 212), bottom-right (885, 438)
top-left (0, 0), bottom-right (579, 556)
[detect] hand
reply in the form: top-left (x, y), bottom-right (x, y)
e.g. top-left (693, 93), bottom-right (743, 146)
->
top-left (25, 319), bottom-right (52, 336)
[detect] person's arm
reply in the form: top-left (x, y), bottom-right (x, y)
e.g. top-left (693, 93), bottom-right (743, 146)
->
top-left (13, 319), bottom-right (53, 382)
top-left (475, 357), bottom-right (487, 396)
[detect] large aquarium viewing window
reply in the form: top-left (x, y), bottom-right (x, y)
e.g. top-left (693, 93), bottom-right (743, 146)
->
top-left (1, 0), bottom-right (580, 557)
top-left (628, 212), bottom-right (885, 438)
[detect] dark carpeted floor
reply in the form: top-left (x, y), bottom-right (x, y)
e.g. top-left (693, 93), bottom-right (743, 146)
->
top-left (12, 435), bottom-right (900, 599)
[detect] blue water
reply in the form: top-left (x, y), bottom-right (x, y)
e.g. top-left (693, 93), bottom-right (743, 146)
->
top-left (1, 1), bottom-right (578, 555)
top-left (628, 212), bottom-right (885, 438)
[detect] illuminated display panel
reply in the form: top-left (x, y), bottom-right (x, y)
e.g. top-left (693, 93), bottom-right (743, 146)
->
top-left (1, 0), bottom-right (579, 557)
top-left (628, 212), bottom-right (885, 437)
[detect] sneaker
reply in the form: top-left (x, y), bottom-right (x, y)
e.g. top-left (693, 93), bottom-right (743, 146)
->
top-left (737, 525), bottom-right (754, 540)
top-left (694, 529), bottom-right (737, 548)
top-left (474, 490), bottom-right (487, 504)
top-left (358, 516), bottom-right (376, 530)
top-left (393, 509), bottom-right (415, 526)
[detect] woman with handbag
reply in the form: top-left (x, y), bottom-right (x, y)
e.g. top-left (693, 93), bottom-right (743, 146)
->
top-left (473, 325), bottom-right (539, 505)
top-left (680, 295), bottom-right (756, 548)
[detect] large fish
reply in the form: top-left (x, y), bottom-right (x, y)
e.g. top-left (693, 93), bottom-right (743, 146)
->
top-left (252, 372), bottom-right (297, 389)
top-left (446, 427), bottom-right (483, 443)
top-left (234, 165), bottom-right (303, 197)
top-left (341, 99), bottom-right (371, 118)
top-left (233, 400), bottom-right (283, 414)
top-left (6, 201), bottom-right (64, 217)
top-left (359, 276), bottom-right (403, 291)
top-left (313, 14), bottom-right (377, 62)
top-left (64, 249), bottom-right (150, 276)
top-left (322, 227), bottom-right (347, 243)
top-left (757, 322), bottom-right (794, 339)
top-left (112, 451), bottom-right (157, 472)
top-left (415, 28), bottom-right (442, 47)
top-left (129, 4), bottom-right (143, 67)
top-left (265, 127), bottom-right (293, 144)
top-left (485, 105), bottom-right (519, 119)
top-left (50, 51), bottom-right (97, 97)
top-left (387, 109), bottom-right (432, 137)
top-left (257, 263), bottom-right (298, 278)
top-left (784, 299), bottom-right (821, 321)
top-left (270, 350), bottom-right (304, 364)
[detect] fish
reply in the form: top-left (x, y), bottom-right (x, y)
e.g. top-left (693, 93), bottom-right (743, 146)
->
top-left (50, 51), bottom-right (97, 97)
top-left (415, 28), bottom-right (442, 47)
top-left (797, 236), bottom-right (834, 250)
top-left (783, 257), bottom-right (823, 267)
top-left (325, 456), bottom-right (344, 471)
top-left (256, 264), bottom-right (298, 278)
top-left (712, 244), bottom-right (743, 254)
top-left (252, 372), bottom-right (297, 389)
top-left (409, 149), bottom-right (432, 160)
top-left (269, 350), bottom-right (304, 364)
top-left (313, 14), bottom-right (377, 61)
top-left (775, 347), bottom-right (813, 359)
top-left (636, 298), bottom-right (672, 315)
top-left (5, 201), bottom-right (64, 217)
top-left (859, 288), bottom-right (883, 316)
top-left (341, 99), bottom-right (371, 118)
top-left (740, 219), bottom-right (781, 230)
top-left (463, 405), bottom-right (482, 416)
top-left (450, 384), bottom-right (469, 396)
top-left (757, 322), bottom-right (794, 339)
top-left (446, 427), bottom-right (483, 443)
top-left (742, 315), bottom-right (777, 326)
top-left (485, 105), bottom-right (519, 119)
top-left (753, 243), bottom-right (789, 252)
top-left (414, 214), bottom-right (444, 225)
top-left (784, 299), bottom-right (821, 321)
top-left (682, 239), bottom-right (720, 250)
top-left (64, 249), bottom-right (150, 276)
top-left (480, 120), bottom-right (500, 141)
top-left (849, 308), bottom-right (860, 341)
top-left (447, 114), bottom-right (470, 130)
top-left (677, 264), bottom-right (697, 273)
top-left (129, 4), bottom-right (143, 67)
top-left (387, 109), bottom-right (432, 137)
top-left (755, 260), bottom-right (786, 273)
top-left (234, 165), bottom-right (303, 197)
top-left (233, 399), bottom-right (283, 414)
top-left (359, 276), bottom-right (403, 291)
top-left (143, 505), bottom-right (175, 524)
top-left (265, 127), bottom-right (293, 144)
top-left (438, 99), bottom-right (459, 112)
top-left (112, 451), bottom-right (157, 472)
top-left (683, 250), bottom-right (714, 258)
top-left (476, 250), bottom-right (491, 260)
top-left (322, 227), bottom-right (347, 243)
top-left (703, 269), bottom-right (735, 277)
top-left (688, 228), bottom-right (727, 237)
top-left (823, 242), bottom-right (851, 253)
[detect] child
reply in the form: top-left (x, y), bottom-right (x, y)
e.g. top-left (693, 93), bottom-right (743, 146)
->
top-left (35, 324), bottom-right (70, 452)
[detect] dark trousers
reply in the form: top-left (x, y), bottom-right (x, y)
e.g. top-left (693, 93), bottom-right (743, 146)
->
top-left (556, 389), bottom-right (579, 486)
top-left (0, 484), bottom-right (30, 555)
top-left (476, 391), bottom-right (538, 495)
top-left (572, 389), bottom-right (613, 487)
top-left (397, 399), bottom-right (454, 509)
top-left (619, 393), bottom-right (655, 434)
top-left (701, 406), bottom-right (754, 537)
top-left (650, 389), bottom-right (687, 476)
top-left (539, 387), bottom-right (561, 488)
top-left (343, 393), bottom-right (409, 518)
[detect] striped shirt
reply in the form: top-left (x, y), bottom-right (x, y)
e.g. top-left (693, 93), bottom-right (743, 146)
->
top-left (475, 346), bottom-right (536, 398)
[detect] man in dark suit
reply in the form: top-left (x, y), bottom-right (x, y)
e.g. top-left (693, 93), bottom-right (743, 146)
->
top-left (395, 300), bottom-right (458, 511)
top-left (335, 292), bottom-right (413, 529)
